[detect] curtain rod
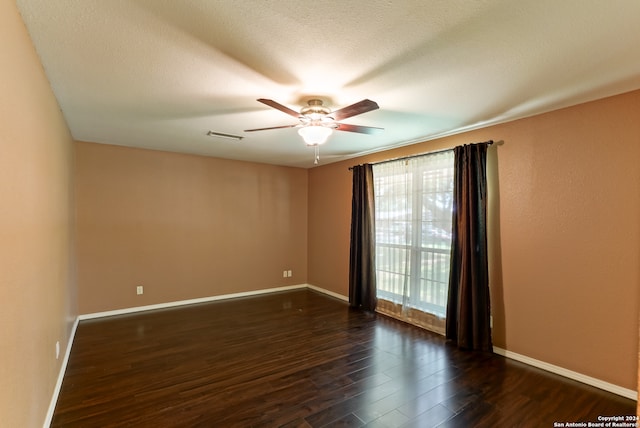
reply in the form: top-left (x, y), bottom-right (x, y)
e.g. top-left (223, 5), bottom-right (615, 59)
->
top-left (348, 140), bottom-right (493, 170)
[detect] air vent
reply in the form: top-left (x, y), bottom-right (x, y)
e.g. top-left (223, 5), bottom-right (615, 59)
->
top-left (206, 131), bottom-right (244, 141)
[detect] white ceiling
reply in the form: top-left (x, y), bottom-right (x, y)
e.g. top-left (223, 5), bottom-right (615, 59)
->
top-left (16, 0), bottom-right (640, 168)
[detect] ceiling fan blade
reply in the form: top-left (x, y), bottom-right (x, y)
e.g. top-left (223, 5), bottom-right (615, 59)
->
top-left (335, 123), bottom-right (384, 134)
top-left (331, 99), bottom-right (379, 121)
top-left (244, 124), bottom-right (299, 132)
top-left (257, 98), bottom-right (301, 118)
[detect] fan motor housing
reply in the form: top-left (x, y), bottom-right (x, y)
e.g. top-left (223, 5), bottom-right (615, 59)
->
top-left (300, 99), bottom-right (331, 117)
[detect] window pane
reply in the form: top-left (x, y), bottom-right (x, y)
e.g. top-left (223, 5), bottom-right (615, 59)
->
top-left (373, 151), bottom-right (453, 320)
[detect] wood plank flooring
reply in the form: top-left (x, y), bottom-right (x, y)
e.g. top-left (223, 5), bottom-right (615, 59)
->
top-left (52, 290), bottom-right (636, 427)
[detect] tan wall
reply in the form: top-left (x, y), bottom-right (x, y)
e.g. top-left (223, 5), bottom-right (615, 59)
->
top-left (308, 90), bottom-right (640, 391)
top-left (75, 142), bottom-right (308, 314)
top-left (0, 2), bottom-right (76, 427)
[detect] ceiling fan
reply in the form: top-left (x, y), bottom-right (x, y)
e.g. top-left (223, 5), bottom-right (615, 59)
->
top-left (244, 98), bottom-right (383, 146)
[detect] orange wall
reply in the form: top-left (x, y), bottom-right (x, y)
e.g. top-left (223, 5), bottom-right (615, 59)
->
top-left (75, 142), bottom-right (308, 314)
top-left (308, 90), bottom-right (640, 391)
top-left (0, 2), bottom-right (76, 427)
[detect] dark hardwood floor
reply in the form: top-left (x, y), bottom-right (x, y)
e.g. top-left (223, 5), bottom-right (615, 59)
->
top-left (52, 290), bottom-right (636, 427)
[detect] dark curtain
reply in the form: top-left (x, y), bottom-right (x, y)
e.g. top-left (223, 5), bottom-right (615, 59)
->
top-left (446, 142), bottom-right (492, 351)
top-left (349, 164), bottom-right (377, 311)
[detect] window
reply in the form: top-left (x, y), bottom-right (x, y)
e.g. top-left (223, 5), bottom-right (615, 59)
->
top-left (373, 151), bottom-right (454, 327)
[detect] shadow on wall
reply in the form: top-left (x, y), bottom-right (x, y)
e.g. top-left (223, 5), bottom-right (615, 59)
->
top-left (488, 141), bottom-right (506, 349)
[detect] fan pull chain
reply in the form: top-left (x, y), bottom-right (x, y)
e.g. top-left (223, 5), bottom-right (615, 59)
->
top-left (314, 144), bottom-right (320, 165)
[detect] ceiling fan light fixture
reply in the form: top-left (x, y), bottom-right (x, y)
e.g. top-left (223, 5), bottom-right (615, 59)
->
top-left (298, 125), bottom-right (332, 145)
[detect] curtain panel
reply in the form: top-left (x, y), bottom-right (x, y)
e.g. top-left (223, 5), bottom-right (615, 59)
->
top-left (349, 164), bottom-right (377, 311)
top-left (446, 142), bottom-right (492, 351)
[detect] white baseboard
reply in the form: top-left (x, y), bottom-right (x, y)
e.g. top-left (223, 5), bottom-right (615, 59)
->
top-left (307, 283), bottom-right (349, 302)
top-left (43, 317), bottom-right (79, 428)
top-left (493, 347), bottom-right (637, 401)
top-left (79, 284), bottom-right (309, 320)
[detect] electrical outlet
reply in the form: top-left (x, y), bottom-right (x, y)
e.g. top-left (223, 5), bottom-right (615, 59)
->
top-left (56, 341), bottom-right (60, 360)
top-left (287, 270), bottom-right (292, 277)
top-left (136, 285), bottom-right (144, 295)
top-left (283, 270), bottom-right (287, 278)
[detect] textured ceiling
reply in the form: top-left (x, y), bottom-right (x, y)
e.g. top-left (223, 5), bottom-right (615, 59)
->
top-left (16, 0), bottom-right (640, 168)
